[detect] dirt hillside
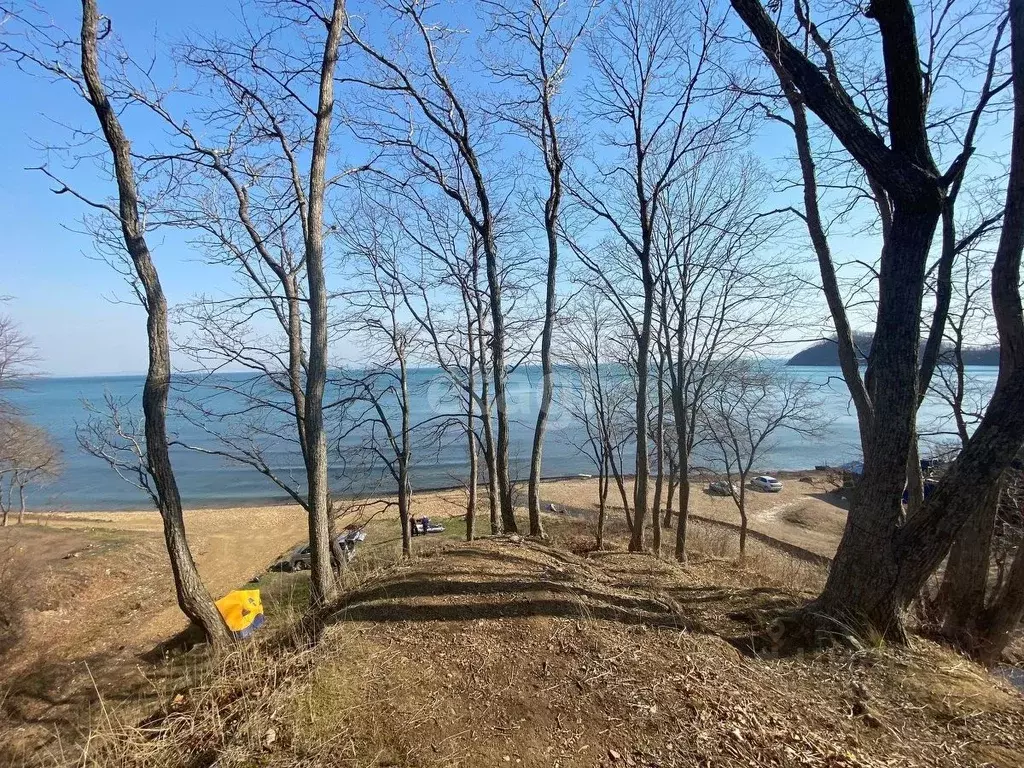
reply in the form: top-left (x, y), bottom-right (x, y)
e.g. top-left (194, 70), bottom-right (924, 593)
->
top-left (92, 531), bottom-right (1024, 768)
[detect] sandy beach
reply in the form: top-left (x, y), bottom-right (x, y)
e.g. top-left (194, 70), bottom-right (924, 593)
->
top-left (10, 471), bottom-right (845, 655)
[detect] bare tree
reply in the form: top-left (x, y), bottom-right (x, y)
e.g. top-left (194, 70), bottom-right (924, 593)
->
top-left (353, 181), bottom-right (506, 538)
top-left (337, 208), bottom-right (429, 557)
top-left (484, 0), bottom-right (595, 538)
top-left (0, 313), bottom-right (37, 418)
top-left (730, 0), bottom-right (1024, 645)
top-left (700, 365), bottom-right (824, 557)
top-left (917, 242), bottom-right (1024, 663)
top-left (559, 291), bottom-right (637, 545)
top-left (297, 0), bottom-right (349, 606)
top-left (652, 152), bottom-right (796, 563)
top-left (346, 1), bottom-right (522, 533)
top-left (567, 0), bottom-right (741, 552)
top-left (121, 0), bottom-right (352, 606)
top-left (0, 0), bottom-right (234, 646)
top-left (0, 417), bottom-right (61, 525)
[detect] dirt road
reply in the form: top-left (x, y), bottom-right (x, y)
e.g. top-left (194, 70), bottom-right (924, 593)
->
top-left (540, 471), bottom-right (848, 560)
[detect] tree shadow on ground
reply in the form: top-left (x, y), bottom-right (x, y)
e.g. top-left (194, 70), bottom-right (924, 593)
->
top-left (807, 490), bottom-right (851, 512)
top-left (326, 574), bottom-right (703, 633)
top-left (0, 649), bottom-right (165, 765)
top-left (663, 584), bottom-right (805, 629)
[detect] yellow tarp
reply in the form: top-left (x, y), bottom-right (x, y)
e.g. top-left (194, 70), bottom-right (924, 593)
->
top-left (215, 589), bottom-right (264, 637)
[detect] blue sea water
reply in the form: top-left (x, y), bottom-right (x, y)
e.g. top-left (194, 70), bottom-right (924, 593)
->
top-left (5, 365), bottom-right (997, 511)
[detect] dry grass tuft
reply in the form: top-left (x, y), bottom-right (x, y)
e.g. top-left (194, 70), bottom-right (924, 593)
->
top-left (686, 524), bottom-right (735, 559)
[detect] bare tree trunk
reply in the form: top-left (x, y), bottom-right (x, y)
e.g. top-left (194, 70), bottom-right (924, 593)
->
top-left (399, 358), bottom-right (413, 558)
top-left (809, 212), bottom-right (941, 638)
top-left (651, 354), bottom-right (667, 557)
top-left (607, 445), bottom-right (632, 532)
top-left (284, 273), bottom-right (309, 466)
top-left (939, 480), bottom-right (1001, 647)
top-left (398, 465), bottom-right (412, 558)
top-left (475, 317), bottom-right (501, 535)
top-left (738, 484), bottom-right (748, 558)
top-left (965, 0), bottom-right (1024, 666)
top-left (477, 228), bottom-right (518, 536)
top-left (596, 450), bottom-right (609, 549)
top-left (664, 456), bottom-right (677, 529)
top-left (78, 0), bottom-right (231, 648)
top-left (527, 206), bottom-right (560, 539)
top-left (466, 355), bottom-right (478, 542)
top-left (483, 414), bottom-right (500, 535)
top-left (17, 483), bottom-right (25, 525)
top-left (675, 475), bottom-right (691, 564)
top-left (731, 0), bottom-right (1024, 645)
top-left (671, 356), bottom-right (691, 563)
top-left (978, 539), bottom-right (1024, 665)
top-left (302, 0), bottom-right (347, 607)
top-left (905, 433), bottom-right (925, 519)
top-left (629, 271), bottom-right (654, 552)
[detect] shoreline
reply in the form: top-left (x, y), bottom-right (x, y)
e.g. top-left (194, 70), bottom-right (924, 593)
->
top-left (29, 468), bottom-right (827, 515)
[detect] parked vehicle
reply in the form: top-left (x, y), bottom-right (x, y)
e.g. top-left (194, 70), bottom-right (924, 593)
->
top-left (411, 516), bottom-right (445, 535)
top-left (707, 480), bottom-right (737, 497)
top-left (283, 528), bottom-right (367, 571)
top-left (284, 544), bottom-right (313, 572)
top-left (751, 475), bottom-right (783, 493)
top-left (336, 527), bottom-right (367, 562)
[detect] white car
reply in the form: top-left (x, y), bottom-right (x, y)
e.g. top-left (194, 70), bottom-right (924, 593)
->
top-left (751, 475), bottom-right (783, 493)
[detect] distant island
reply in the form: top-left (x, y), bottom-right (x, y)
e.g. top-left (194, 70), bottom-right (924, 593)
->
top-left (788, 334), bottom-right (1000, 366)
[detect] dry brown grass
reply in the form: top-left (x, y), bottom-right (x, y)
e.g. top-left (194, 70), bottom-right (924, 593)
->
top-left (39, 518), bottom-right (1023, 768)
top-left (0, 542), bottom-right (28, 657)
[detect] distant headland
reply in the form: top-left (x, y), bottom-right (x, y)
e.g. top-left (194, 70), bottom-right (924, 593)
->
top-left (787, 334), bottom-right (1000, 366)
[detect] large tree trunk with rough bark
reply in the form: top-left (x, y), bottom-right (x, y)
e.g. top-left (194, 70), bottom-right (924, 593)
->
top-left (978, 539), bottom-right (1024, 665)
top-left (731, 0), bottom-right (1024, 645)
top-left (938, 481), bottom-right (1001, 648)
top-left (78, 0), bottom-right (232, 649)
top-left (813, 209), bottom-right (941, 638)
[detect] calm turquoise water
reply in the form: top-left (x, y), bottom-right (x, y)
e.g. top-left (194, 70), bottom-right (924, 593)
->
top-left (5, 365), bottom-right (996, 511)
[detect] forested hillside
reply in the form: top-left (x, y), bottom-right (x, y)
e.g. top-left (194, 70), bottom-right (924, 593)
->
top-left (788, 336), bottom-right (1000, 366)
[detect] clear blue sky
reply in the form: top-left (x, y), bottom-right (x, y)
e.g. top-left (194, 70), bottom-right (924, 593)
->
top-left (0, 1), bottom-right (1006, 375)
top-left (0, 1), bottom-right (256, 375)
top-left (0, 0), bottom-right (796, 376)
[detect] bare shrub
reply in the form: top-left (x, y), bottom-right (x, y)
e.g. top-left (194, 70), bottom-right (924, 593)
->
top-left (686, 525), bottom-right (737, 560)
top-left (743, 549), bottom-right (828, 594)
top-left (683, 522), bottom-right (828, 593)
